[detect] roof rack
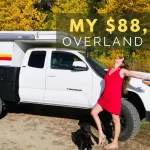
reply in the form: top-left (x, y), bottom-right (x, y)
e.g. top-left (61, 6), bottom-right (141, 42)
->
top-left (0, 31), bottom-right (86, 51)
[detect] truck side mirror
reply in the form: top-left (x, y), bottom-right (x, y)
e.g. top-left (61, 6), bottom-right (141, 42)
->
top-left (72, 61), bottom-right (88, 71)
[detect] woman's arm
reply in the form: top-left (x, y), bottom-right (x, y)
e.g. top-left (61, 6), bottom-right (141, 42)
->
top-left (121, 69), bottom-right (150, 80)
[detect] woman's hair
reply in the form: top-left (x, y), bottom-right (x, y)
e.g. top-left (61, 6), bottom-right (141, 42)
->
top-left (119, 56), bottom-right (130, 95)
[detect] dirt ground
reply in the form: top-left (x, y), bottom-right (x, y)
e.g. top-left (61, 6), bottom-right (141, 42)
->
top-left (0, 104), bottom-right (150, 150)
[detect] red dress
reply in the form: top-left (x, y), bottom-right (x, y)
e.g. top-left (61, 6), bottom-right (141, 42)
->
top-left (98, 68), bottom-right (124, 115)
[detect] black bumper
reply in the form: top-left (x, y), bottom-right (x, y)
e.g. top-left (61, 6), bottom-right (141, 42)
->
top-left (146, 111), bottom-right (150, 121)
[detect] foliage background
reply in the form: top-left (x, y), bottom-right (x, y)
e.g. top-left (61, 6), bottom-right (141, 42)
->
top-left (0, 0), bottom-right (150, 72)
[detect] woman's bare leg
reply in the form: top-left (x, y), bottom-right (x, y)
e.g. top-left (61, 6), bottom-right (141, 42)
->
top-left (105, 114), bottom-right (120, 149)
top-left (91, 104), bottom-right (106, 145)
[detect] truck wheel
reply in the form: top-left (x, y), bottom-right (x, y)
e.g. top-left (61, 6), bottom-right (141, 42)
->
top-left (107, 99), bottom-right (140, 141)
top-left (119, 99), bottom-right (140, 141)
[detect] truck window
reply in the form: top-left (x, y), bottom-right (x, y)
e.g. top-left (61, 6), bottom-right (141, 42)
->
top-left (51, 51), bottom-right (82, 70)
top-left (28, 51), bottom-right (46, 68)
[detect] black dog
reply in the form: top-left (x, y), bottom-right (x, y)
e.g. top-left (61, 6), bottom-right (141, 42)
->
top-left (72, 123), bottom-right (94, 150)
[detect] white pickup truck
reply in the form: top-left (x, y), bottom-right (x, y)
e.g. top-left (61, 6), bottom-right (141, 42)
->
top-left (0, 31), bottom-right (149, 141)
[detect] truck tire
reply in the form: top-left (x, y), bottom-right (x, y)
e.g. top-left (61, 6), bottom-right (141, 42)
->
top-left (100, 98), bottom-right (140, 141)
top-left (119, 99), bottom-right (140, 141)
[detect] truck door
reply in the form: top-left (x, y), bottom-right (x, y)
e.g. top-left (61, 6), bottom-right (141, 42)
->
top-left (19, 50), bottom-right (47, 102)
top-left (44, 51), bottom-right (93, 108)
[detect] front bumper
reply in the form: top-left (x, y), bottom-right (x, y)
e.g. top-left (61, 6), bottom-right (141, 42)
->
top-left (146, 111), bottom-right (150, 121)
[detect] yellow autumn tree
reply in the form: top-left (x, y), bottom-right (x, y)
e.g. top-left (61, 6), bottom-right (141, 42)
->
top-left (50, 0), bottom-right (88, 30)
top-left (0, 0), bottom-right (48, 30)
top-left (95, 0), bottom-right (150, 72)
top-left (97, 0), bottom-right (150, 13)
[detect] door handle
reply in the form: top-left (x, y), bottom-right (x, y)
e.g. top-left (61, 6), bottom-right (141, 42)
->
top-left (47, 75), bottom-right (56, 77)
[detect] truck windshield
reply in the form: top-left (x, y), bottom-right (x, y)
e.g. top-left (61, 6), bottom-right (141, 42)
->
top-left (79, 52), bottom-right (107, 78)
top-left (79, 52), bottom-right (106, 69)
top-left (80, 52), bottom-right (106, 69)
top-left (90, 57), bottom-right (106, 69)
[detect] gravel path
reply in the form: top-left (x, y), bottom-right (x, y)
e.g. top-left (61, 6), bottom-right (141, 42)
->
top-left (0, 104), bottom-right (149, 150)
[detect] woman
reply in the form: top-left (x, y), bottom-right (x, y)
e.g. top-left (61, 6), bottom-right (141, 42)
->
top-left (91, 57), bottom-right (150, 149)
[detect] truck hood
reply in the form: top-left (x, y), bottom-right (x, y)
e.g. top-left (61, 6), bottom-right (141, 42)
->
top-left (104, 68), bottom-right (150, 88)
top-left (128, 70), bottom-right (150, 92)
top-left (132, 70), bottom-right (150, 77)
